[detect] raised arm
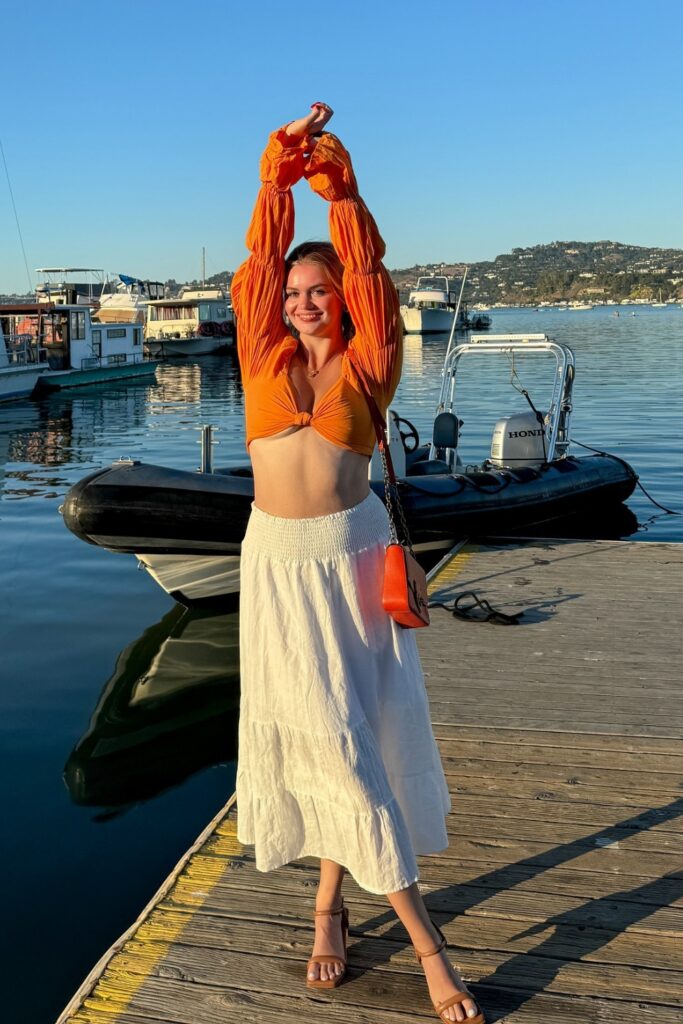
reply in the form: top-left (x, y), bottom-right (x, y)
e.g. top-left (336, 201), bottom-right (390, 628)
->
top-left (304, 131), bottom-right (403, 409)
top-left (231, 128), bottom-right (306, 381)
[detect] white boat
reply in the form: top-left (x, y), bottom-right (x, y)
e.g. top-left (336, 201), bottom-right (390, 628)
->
top-left (651, 289), bottom-right (666, 308)
top-left (96, 274), bottom-right (165, 324)
top-left (568, 302), bottom-right (593, 311)
top-left (400, 275), bottom-right (467, 334)
top-left (145, 288), bottom-right (235, 357)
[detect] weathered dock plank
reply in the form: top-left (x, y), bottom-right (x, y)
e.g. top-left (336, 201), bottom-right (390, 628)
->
top-left (59, 538), bottom-right (683, 1023)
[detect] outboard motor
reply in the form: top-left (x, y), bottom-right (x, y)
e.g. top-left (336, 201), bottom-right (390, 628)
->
top-left (490, 411), bottom-right (548, 468)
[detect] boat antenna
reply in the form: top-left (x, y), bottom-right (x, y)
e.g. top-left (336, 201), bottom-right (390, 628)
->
top-left (202, 247), bottom-right (206, 288)
top-left (444, 266), bottom-right (468, 367)
top-left (0, 137), bottom-right (32, 293)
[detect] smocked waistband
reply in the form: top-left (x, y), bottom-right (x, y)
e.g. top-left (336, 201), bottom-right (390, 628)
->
top-left (242, 489), bottom-right (390, 560)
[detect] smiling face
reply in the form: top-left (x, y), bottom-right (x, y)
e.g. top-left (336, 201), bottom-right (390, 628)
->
top-left (284, 261), bottom-right (345, 340)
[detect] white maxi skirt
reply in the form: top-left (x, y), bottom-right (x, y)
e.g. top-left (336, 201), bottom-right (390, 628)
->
top-left (236, 488), bottom-right (451, 894)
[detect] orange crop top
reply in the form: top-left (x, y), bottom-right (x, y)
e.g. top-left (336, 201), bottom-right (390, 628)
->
top-left (231, 127), bottom-right (403, 457)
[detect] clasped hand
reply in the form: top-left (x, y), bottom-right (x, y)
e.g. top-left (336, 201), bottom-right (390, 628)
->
top-left (285, 102), bottom-right (334, 153)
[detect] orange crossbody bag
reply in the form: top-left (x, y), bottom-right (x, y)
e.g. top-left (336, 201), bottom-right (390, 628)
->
top-left (347, 351), bottom-right (430, 629)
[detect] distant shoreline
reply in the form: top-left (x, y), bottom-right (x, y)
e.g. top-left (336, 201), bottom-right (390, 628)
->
top-left (3, 240), bottom-right (683, 307)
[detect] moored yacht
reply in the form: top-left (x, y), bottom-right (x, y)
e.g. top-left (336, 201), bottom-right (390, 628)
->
top-left (400, 275), bottom-right (468, 334)
top-left (96, 274), bottom-right (165, 324)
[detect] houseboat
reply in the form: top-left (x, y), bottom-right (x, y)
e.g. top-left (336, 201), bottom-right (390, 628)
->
top-left (0, 267), bottom-right (159, 399)
top-left (145, 289), bottom-right (235, 357)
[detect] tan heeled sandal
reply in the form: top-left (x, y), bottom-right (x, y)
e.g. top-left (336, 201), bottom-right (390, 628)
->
top-left (306, 900), bottom-right (350, 989)
top-left (414, 922), bottom-right (485, 1024)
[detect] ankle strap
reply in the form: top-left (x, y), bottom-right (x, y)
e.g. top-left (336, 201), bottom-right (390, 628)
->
top-left (313, 900), bottom-right (345, 917)
top-left (414, 922), bottom-right (447, 962)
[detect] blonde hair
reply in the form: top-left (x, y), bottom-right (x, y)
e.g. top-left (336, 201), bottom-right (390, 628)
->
top-left (284, 242), bottom-right (355, 340)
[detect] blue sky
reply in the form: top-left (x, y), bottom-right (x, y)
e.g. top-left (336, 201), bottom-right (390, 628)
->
top-left (1, 0), bottom-right (681, 293)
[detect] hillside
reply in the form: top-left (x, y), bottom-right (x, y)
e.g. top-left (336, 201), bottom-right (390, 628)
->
top-left (4, 241), bottom-right (681, 306)
top-left (176, 241), bottom-right (683, 306)
top-left (390, 241), bottom-right (683, 305)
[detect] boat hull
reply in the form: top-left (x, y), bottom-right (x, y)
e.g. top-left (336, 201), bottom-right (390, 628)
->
top-left (62, 454), bottom-right (638, 603)
top-left (145, 336), bottom-right (231, 358)
top-left (401, 306), bottom-right (456, 334)
top-left (34, 360), bottom-right (159, 391)
top-left (0, 365), bottom-right (49, 401)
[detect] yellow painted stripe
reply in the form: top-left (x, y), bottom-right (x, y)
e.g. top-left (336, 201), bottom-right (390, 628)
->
top-left (427, 543), bottom-right (478, 597)
top-left (63, 812), bottom-right (240, 1022)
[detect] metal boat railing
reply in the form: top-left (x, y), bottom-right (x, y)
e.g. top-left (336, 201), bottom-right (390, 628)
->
top-left (2, 333), bottom-right (49, 366)
top-left (431, 333), bottom-right (575, 465)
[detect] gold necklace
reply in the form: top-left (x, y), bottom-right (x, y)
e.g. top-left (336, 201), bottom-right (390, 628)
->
top-left (297, 347), bottom-right (342, 378)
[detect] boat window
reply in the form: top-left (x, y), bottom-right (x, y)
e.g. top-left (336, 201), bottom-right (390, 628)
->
top-left (198, 303), bottom-right (213, 322)
top-left (214, 304), bottom-right (226, 319)
top-left (70, 311), bottom-right (86, 340)
top-left (153, 305), bottom-right (192, 321)
top-left (92, 329), bottom-right (101, 356)
top-left (417, 279), bottom-right (448, 292)
top-left (107, 328), bottom-right (127, 339)
top-left (107, 353), bottom-right (127, 365)
top-left (133, 328), bottom-right (141, 346)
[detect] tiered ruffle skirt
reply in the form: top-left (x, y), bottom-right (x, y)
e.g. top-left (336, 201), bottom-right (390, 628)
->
top-left (236, 488), bottom-right (450, 894)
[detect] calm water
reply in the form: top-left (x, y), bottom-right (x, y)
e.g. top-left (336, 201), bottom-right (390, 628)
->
top-left (2, 306), bottom-right (681, 1022)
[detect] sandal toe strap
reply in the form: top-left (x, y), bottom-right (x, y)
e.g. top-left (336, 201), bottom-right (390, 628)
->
top-left (307, 954), bottom-right (346, 966)
top-left (434, 991), bottom-right (474, 1015)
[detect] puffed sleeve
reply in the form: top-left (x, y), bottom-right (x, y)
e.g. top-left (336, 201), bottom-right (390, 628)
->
top-left (231, 128), bottom-right (306, 382)
top-left (304, 132), bottom-right (403, 409)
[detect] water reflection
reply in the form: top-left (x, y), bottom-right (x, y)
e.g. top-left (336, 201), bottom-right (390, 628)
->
top-left (149, 362), bottom-right (203, 411)
top-left (503, 503), bottom-right (639, 541)
top-left (2, 383), bottom-right (156, 500)
top-left (63, 604), bottom-right (240, 814)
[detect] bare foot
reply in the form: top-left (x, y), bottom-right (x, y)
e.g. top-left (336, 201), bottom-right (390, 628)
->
top-left (307, 905), bottom-right (347, 984)
top-left (419, 943), bottom-right (481, 1022)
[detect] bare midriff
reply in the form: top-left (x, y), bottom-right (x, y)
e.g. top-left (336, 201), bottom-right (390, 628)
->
top-left (250, 431), bottom-right (370, 517)
top-left (250, 361), bottom-right (370, 517)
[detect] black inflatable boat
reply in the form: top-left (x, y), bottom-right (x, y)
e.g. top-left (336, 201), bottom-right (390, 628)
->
top-left (61, 335), bottom-right (637, 603)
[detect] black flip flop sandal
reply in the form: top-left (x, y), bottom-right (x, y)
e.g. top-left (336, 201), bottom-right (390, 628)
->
top-left (431, 590), bottom-right (523, 625)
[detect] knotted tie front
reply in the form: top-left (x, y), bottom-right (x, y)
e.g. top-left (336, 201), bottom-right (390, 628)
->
top-left (293, 411), bottom-right (313, 426)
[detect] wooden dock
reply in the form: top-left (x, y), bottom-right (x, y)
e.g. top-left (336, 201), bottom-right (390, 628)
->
top-left (58, 537), bottom-right (683, 1024)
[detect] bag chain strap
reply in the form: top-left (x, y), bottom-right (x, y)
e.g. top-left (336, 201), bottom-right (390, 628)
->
top-left (347, 349), bottom-right (416, 558)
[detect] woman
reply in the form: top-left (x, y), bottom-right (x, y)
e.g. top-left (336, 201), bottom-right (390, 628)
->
top-left (231, 102), bottom-right (484, 1024)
